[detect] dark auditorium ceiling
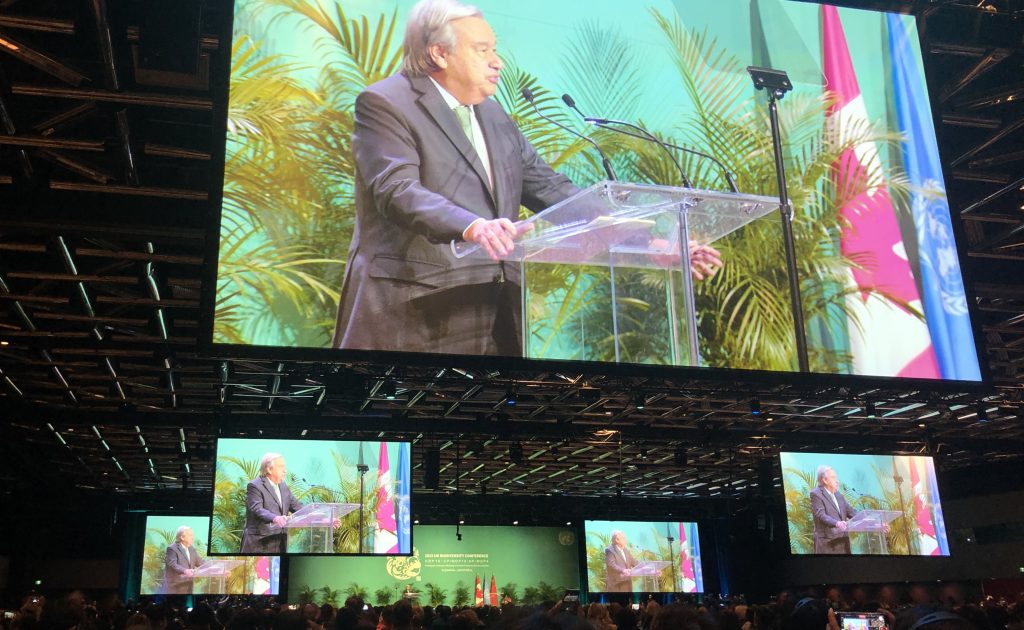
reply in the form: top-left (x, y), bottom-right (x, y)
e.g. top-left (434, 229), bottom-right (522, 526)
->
top-left (1, 0), bottom-right (1023, 507)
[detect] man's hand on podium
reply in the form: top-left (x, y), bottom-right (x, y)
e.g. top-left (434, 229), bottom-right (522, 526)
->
top-left (183, 569), bottom-right (195, 578)
top-left (465, 218), bottom-right (532, 261)
top-left (836, 520), bottom-right (848, 532)
top-left (272, 515), bottom-right (289, 527)
top-left (649, 239), bottom-right (723, 279)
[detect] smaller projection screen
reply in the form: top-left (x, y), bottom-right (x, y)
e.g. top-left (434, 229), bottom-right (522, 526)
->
top-left (288, 525), bottom-right (580, 605)
top-left (584, 520), bottom-right (703, 593)
top-left (140, 515), bottom-right (280, 595)
top-left (211, 439), bottom-right (411, 556)
top-left (780, 452), bottom-right (950, 556)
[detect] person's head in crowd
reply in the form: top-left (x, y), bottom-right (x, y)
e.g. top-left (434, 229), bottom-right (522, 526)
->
top-left (434, 606), bottom-right (452, 621)
top-left (641, 601), bottom-right (661, 627)
top-left (585, 603), bottom-right (615, 630)
top-left (720, 610), bottom-right (743, 630)
top-left (125, 613), bottom-right (151, 630)
top-left (825, 589), bottom-right (842, 609)
top-left (734, 605), bottom-right (749, 623)
top-left (851, 588), bottom-right (868, 608)
top-left (940, 585), bottom-right (965, 609)
top-left (651, 602), bottom-right (706, 630)
top-left (897, 610), bottom-right (975, 630)
top-left (186, 603), bottom-right (217, 630)
top-left (317, 605), bottom-right (333, 628)
top-left (270, 612), bottom-right (306, 630)
top-left (448, 609), bottom-right (481, 630)
top-left (910, 586), bottom-right (933, 607)
top-left (390, 603), bottom-right (413, 630)
top-left (878, 586), bottom-right (898, 609)
top-left (300, 606), bottom-right (318, 625)
top-left (143, 605), bottom-right (168, 630)
top-left (787, 598), bottom-right (830, 630)
top-left (377, 606), bottom-right (394, 630)
top-left (226, 608), bottom-right (260, 630)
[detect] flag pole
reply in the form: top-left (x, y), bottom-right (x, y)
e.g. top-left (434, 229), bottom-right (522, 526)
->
top-left (746, 66), bottom-right (809, 373)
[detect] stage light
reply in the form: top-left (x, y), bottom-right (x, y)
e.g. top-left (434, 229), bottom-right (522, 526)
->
top-left (977, 404), bottom-right (989, 422)
top-left (633, 389), bottom-right (646, 410)
top-left (381, 379), bottom-right (397, 400)
top-left (750, 397), bottom-right (761, 416)
top-left (506, 382), bottom-right (518, 406)
top-left (866, 401), bottom-right (876, 418)
top-left (509, 442), bottom-right (524, 465)
top-left (513, 520), bottom-right (519, 525)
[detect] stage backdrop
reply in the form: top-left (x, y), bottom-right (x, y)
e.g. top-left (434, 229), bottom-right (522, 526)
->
top-left (212, 0), bottom-right (981, 381)
top-left (140, 515), bottom-right (280, 595)
top-left (780, 452), bottom-right (950, 556)
top-left (288, 525), bottom-right (579, 606)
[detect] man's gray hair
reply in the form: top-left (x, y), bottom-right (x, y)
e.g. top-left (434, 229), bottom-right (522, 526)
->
top-left (610, 530), bottom-right (625, 541)
top-left (401, 0), bottom-right (481, 77)
top-left (175, 526), bottom-right (192, 543)
top-left (259, 452), bottom-right (283, 476)
top-left (816, 465), bottom-right (833, 485)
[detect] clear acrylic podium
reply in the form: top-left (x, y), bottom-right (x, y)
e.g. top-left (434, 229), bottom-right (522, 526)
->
top-left (631, 560), bottom-right (673, 592)
top-left (847, 509), bottom-right (901, 554)
top-left (194, 558), bottom-right (245, 594)
top-left (282, 502), bottom-right (360, 553)
top-left (453, 182), bottom-right (778, 365)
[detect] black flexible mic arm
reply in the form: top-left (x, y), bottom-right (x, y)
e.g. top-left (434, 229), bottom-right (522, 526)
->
top-left (521, 87), bottom-right (617, 181)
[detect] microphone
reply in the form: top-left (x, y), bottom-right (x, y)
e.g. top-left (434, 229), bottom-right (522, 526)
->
top-left (563, 93), bottom-right (739, 193)
top-left (521, 88), bottom-right (617, 181)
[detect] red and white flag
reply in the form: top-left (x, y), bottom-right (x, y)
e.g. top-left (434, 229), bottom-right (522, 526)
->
top-left (373, 442), bottom-right (398, 553)
top-left (474, 575), bottom-right (484, 606)
top-left (822, 5), bottom-right (939, 378)
top-left (910, 457), bottom-right (939, 555)
top-left (678, 523), bottom-right (696, 593)
top-left (489, 575), bottom-right (498, 606)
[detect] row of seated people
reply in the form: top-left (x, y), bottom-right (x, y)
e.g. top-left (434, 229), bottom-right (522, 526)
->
top-left (2, 586), bottom-right (1021, 630)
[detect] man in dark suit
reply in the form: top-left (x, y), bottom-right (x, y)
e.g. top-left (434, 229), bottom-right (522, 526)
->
top-left (604, 530), bottom-right (638, 592)
top-left (240, 452), bottom-right (304, 554)
top-left (810, 465), bottom-right (857, 554)
top-left (332, 0), bottom-right (723, 356)
top-left (163, 526), bottom-right (202, 594)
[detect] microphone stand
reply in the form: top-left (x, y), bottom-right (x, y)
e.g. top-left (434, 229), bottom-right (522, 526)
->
top-left (747, 66), bottom-right (809, 373)
top-left (357, 442), bottom-right (369, 554)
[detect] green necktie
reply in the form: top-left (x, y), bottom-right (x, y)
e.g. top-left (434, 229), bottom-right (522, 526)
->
top-left (454, 105), bottom-right (476, 149)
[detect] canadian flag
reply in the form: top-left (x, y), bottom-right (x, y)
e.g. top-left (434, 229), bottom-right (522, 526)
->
top-left (910, 458), bottom-right (939, 555)
top-left (474, 575), bottom-right (484, 606)
top-left (489, 575), bottom-right (498, 606)
top-left (822, 4), bottom-right (939, 378)
top-left (373, 442), bottom-right (398, 553)
top-left (678, 523), bottom-right (696, 593)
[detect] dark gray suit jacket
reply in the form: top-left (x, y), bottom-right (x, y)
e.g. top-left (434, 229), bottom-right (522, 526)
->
top-left (240, 477), bottom-right (303, 554)
top-left (604, 544), bottom-right (637, 592)
top-left (332, 72), bottom-right (579, 355)
top-left (810, 485), bottom-right (857, 554)
top-left (162, 543), bottom-right (201, 594)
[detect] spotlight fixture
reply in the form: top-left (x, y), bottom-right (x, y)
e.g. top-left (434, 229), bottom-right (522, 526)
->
top-left (513, 520), bottom-right (519, 525)
top-left (506, 382), bottom-right (518, 406)
top-left (509, 442), bottom-right (524, 465)
top-left (380, 378), bottom-right (397, 400)
top-left (866, 401), bottom-right (876, 418)
top-left (633, 389), bottom-right (646, 410)
top-left (976, 403), bottom-right (988, 422)
top-left (750, 397), bottom-right (761, 416)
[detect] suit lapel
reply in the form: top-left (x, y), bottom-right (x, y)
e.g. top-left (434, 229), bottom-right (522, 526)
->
top-left (264, 477), bottom-right (284, 512)
top-left (476, 101), bottom-right (508, 213)
top-left (411, 75), bottom-right (497, 210)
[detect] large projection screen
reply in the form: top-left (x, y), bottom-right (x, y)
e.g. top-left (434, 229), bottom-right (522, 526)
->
top-left (210, 439), bottom-right (412, 556)
top-left (780, 452), bottom-right (950, 556)
top-left (584, 520), bottom-right (703, 593)
top-left (140, 515), bottom-right (281, 595)
top-left (211, 0), bottom-right (982, 381)
top-left (287, 525), bottom-right (580, 605)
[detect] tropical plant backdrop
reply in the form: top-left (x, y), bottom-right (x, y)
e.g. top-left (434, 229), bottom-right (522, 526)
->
top-left (211, 439), bottom-right (405, 554)
top-left (287, 525), bottom-right (578, 603)
top-left (780, 452), bottom-right (950, 556)
top-left (140, 515), bottom-right (280, 594)
top-left (213, 0), bottom-right (977, 378)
